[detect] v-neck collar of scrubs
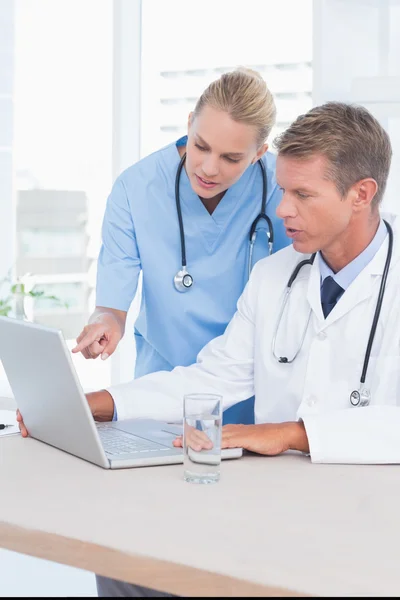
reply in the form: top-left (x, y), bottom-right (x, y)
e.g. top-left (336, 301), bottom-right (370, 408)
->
top-left (160, 138), bottom-right (258, 254)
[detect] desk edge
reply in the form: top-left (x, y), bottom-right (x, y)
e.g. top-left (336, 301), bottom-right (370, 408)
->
top-left (0, 520), bottom-right (304, 597)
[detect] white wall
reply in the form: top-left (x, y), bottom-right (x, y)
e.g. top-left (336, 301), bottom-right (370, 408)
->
top-left (0, 0), bottom-right (15, 281)
top-left (109, 0), bottom-right (142, 386)
top-left (313, 0), bottom-right (400, 213)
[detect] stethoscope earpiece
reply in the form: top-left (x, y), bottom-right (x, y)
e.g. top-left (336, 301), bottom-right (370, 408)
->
top-left (174, 153), bottom-right (273, 293)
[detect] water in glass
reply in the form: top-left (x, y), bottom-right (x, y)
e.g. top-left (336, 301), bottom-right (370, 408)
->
top-left (183, 410), bottom-right (222, 484)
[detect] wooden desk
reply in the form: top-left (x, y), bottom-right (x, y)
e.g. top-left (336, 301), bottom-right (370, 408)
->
top-left (0, 395), bottom-right (399, 597)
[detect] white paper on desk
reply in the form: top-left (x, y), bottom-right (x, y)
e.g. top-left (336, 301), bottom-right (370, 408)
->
top-left (0, 409), bottom-right (19, 436)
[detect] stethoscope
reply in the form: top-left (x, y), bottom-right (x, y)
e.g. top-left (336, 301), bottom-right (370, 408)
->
top-left (271, 219), bottom-right (393, 408)
top-left (173, 153), bottom-right (274, 292)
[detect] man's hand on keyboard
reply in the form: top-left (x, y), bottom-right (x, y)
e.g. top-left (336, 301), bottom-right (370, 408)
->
top-left (172, 424), bottom-right (213, 452)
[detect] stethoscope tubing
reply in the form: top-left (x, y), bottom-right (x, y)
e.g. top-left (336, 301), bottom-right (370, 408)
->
top-left (271, 220), bottom-right (393, 406)
top-left (174, 153), bottom-right (273, 291)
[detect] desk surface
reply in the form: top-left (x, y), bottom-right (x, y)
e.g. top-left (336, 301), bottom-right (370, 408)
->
top-left (0, 396), bottom-right (399, 597)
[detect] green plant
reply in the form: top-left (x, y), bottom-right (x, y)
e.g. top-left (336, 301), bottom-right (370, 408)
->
top-left (0, 297), bottom-right (12, 317)
top-left (0, 272), bottom-right (69, 318)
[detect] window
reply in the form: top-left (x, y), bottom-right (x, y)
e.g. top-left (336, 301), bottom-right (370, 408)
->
top-left (140, 0), bottom-right (313, 157)
top-left (8, 0), bottom-right (114, 391)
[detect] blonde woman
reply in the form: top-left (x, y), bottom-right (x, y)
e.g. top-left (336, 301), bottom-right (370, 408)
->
top-left (73, 67), bottom-right (290, 430)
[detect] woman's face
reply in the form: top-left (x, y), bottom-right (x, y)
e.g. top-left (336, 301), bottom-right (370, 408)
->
top-left (185, 105), bottom-right (267, 198)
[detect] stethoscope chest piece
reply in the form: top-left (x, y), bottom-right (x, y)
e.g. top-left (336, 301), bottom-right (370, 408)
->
top-left (174, 268), bottom-right (193, 292)
top-left (350, 388), bottom-right (371, 407)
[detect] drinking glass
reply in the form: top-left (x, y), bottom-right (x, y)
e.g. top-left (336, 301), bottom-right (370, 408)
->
top-left (183, 393), bottom-right (222, 484)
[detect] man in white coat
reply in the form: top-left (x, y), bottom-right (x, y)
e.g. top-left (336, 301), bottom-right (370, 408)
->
top-left (18, 101), bottom-right (397, 465)
top-left (17, 101), bottom-right (398, 597)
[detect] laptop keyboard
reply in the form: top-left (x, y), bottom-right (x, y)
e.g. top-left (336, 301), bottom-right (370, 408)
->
top-left (97, 425), bottom-right (171, 456)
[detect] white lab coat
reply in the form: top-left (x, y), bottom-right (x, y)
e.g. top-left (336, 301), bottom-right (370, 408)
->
top-left (108, 212), bottom-right (400, 464)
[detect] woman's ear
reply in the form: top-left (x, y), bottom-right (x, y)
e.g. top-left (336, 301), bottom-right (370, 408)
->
top-left (187, 111), bottom-right (194, 130)
top-left (253, 143), bottom-right (268, 163)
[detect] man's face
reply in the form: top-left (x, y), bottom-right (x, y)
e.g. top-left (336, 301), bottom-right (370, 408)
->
top-left (276, 154), bottom-right (354, 255)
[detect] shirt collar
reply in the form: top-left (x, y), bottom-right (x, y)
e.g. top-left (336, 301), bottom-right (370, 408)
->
top-left (176, 135), bottom-right (187, 148)
top-left (319, 219), bottom-right (388, 291)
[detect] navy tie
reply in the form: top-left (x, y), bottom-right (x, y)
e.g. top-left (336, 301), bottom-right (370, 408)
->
top-left (320, 276), bottom-right (344, 318)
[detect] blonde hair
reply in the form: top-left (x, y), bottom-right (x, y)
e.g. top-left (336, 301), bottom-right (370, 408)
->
top-left (193, 67), bottom-right (276, 147)
top-left (274, 102), bottom-right (392, 207)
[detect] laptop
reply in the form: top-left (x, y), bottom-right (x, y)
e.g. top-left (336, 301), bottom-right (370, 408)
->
top-left (0, 316), bottom-right (242, 469)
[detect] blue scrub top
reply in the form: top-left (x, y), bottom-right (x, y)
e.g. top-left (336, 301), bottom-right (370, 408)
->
top-left (96, 137), bottom-right (290, 423)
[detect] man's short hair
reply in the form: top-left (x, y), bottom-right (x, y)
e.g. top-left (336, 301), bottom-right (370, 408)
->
top-left (273, 102), bottom-right (392, 207)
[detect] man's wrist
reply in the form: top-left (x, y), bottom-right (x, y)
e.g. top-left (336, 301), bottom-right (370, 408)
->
top-left (86, 390), bottom-right (115, 422)
top-left (284, 420), bottom-right (309, 454)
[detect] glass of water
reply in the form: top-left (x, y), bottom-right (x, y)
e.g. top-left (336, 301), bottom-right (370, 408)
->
top-left (183, 393), bottom-right (222, 484)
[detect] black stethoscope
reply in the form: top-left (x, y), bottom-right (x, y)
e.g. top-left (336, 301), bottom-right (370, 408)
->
top-left (173, 153), bottom-right (274, 292)
top-left (271, 219), bottom-right (393, 407)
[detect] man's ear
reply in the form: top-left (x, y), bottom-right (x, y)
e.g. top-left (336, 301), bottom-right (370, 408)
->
top-left (352, 178), bottom-right (378, 211)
